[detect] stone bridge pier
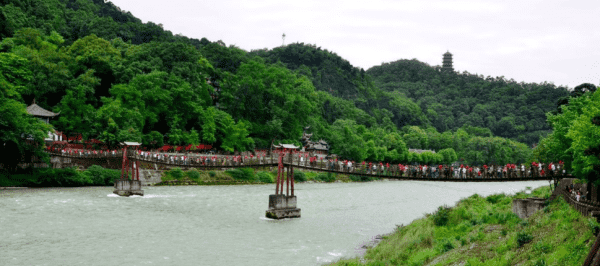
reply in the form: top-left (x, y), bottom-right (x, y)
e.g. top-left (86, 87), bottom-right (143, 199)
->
top-left (266, 148), bottom-right (301, 219)
top-left (113, 143), bottom-right (144, 197)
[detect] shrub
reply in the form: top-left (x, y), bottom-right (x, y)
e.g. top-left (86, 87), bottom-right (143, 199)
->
top-left (349, 174), bottom-right (376, 182)
top-left (84, 165), bottom-right (105, 185)
top-left (257, 171), bottom-right (274, 183)
top-left (208, 171), bottom-right (216, 177)
top-left (84, 165), bottom-right (120, 185)
top-left (316, 172), bottom-right (335, 182)
top-left (589, 218), bottom-right (600, 235)
top-left (486, 193), bottom-right (506, 204)
top-left (2, 167), bottom-right (123, 187)
top-left (293, 172), bottom-right (306, 182)
top-left (35, 167), bottom-right (91, 187)
top-left (495, 212), bottom-right (520, 225)
top-left (533, 241), bottom-right (551, 254)
top-left (433, 205), bottom-right (452, 226)
top-left (440, 239), bottom-right (455, 253)
top-left (469, 194), bottom-right (481, 199)
top-left (169, 168), bottom-right (184, 180)
top-left (186, 169), bottom-right (201, 180)
top-left (517, 232), bottom-right (533, 247)
top-left (349, 175), bottom-right (361, 182)
top-left (533, 258), bottom-right (547, 266)
top-left (102, 168), bottom-right (120, 185)
top-left (1, 168), bottom-right (39, 186)
top-left (226, 168), bottom-right (256, 181)
top-left (470, 217), bottom-right (484, 226)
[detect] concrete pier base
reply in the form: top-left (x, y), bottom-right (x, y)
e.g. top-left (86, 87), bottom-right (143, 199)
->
top-left (512, 197), bottom-right (545, 219)
top-left (266, 194), bottom-right (301, 219)
top-left (113, 179), bottom-right (144, 197)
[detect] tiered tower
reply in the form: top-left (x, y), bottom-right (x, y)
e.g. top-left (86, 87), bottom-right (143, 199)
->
top-left (442, 51), bottom-right (453, 72)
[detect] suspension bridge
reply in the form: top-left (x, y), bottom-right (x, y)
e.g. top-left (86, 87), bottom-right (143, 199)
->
top-left (47, 144), bottom-right (561, 219)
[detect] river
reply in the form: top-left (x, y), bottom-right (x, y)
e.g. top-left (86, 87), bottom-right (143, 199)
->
top-left (1, 180), bottom-right (549, 266)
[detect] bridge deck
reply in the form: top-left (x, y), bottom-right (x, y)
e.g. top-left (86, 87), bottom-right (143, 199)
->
top-left (48, 152), bottom-right (558, 182)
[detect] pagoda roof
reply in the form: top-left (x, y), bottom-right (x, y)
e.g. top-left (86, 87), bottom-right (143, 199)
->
top-left (26, 103), bottom-right (59, 117)
top-left (443, 51), bottom-right (453, 56)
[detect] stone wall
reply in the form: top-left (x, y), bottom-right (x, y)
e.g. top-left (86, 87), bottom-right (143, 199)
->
top-left (512, 198), bottom-right (546, 219)
top-left (138, 169), bottom-right (164, 186)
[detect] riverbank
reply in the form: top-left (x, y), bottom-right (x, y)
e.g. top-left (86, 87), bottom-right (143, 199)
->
top-left (0, 166), bottom-right (376, 187)
top-left (151, 167), bottom-right (377, 186)
top-left (0, 166), bottom-right (120, 187)
top-left (331, 186), bottom-right (598, 266)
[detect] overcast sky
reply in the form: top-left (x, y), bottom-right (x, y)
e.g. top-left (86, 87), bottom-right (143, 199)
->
top-left (110, 0), bottom-right (599, 89)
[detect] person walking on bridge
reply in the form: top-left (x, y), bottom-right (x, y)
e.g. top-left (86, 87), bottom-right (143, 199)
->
top-left (482, 164), bottom-right (487, 179)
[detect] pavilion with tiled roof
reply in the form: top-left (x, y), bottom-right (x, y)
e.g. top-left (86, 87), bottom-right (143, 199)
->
top-left (26, 100), bottom-right (61, 142)
top-left (26, 101), bottom-right (59, 124)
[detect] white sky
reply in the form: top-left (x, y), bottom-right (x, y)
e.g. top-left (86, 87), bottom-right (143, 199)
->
top-left (109, 0), bottom-right (600, 89)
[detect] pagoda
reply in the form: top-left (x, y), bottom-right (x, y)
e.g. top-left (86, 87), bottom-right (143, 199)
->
top-left (442, 51), bottom-right (454, 72)
top-left (26, 100), bottom-right (61, 142)
top-left (26, 100), bottom-right (59, 124)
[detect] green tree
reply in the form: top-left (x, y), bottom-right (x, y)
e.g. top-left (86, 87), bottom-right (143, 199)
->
top-left (438, 148), bottom-right (458, 164)
top-left (565, 91), bottom-right (600, 180)
top-left (403, 126), bottom-right (428, 149)
top-left (222, 58), bottom-right (318, 144)
top-left (329, 119), bottom-right (367, 161)
top-left (0, 53), bottom-right (53, 172)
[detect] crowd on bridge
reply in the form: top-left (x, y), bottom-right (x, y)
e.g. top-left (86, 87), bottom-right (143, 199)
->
top-left (48, 146), bottom-right (566, 179)
top-left (304, 156), bottom-right (565, 179)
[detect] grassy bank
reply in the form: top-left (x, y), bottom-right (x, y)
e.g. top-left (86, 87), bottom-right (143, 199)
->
top-left (0, 166), bottom-right (120, 187)
top-left (331, 186), bottom-right (599, 266)
top-left (153, 168), bottom-right (381, 186)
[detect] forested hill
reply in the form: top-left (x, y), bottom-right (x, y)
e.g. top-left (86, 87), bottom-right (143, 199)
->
top-left (249, 43), bottom-right (429, 130)
top-left (0, 0), bottom-right (207, 47)
top-left (250, 43), bottom-right (368, 99)
top-left (367, 59), bottom-right (570, 144)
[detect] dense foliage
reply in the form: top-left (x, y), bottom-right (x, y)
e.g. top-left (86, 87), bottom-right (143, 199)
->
top-left (0, 51), bottom-right (53, 171)
top-left (533, 85), bottom-right (600, 182)
top-left (0, 165), bottom-right (119, 186)
top-left (0, 0), bottom-right (567, 172)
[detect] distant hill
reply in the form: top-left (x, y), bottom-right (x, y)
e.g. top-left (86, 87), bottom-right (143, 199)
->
top-left (367, 59), bottom-right (570, 144)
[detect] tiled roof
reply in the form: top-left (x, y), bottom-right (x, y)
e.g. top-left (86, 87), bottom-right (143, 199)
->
top-left (26, 103), bottom-right (59, 117)
top-left (306, 141), bottom-right (328, 151)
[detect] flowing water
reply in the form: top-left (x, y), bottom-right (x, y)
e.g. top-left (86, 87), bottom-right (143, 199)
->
top-left (1, 180), bottom-right (549, 266)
